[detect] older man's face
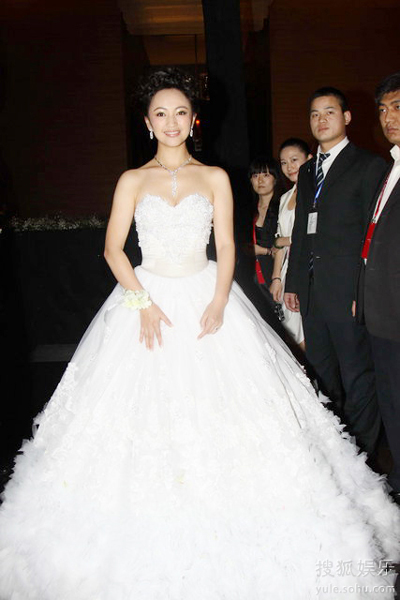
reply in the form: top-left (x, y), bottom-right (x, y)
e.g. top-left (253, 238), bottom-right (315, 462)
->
top-left (379, 90), bottom-right (400, 146)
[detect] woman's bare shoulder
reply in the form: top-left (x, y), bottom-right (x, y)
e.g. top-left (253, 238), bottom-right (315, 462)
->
top-left (117, 161), bottom-right (157, 186)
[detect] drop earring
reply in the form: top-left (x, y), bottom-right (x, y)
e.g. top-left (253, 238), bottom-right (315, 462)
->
top-left (149, 130), bottom-right (154, 140)
top-left (190, 126), bottom-right (193, 138)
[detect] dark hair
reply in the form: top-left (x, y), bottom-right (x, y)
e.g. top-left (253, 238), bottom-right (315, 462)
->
top-left (248, 156), bottom-right (281, 181)
top-left (309, 87), bottom-right (349, 112)
top-left (136, 67), bottom-right (199, 114)
top-left (279, 137), bottom-right (310, 157)
top-left (375, 71), bottom-right (400, 104)
top-left (248, 156), bottom-right (285, 215)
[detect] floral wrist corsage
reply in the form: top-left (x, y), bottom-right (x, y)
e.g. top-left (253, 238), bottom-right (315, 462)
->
top-left (122, 289), bottom-right (152, 310)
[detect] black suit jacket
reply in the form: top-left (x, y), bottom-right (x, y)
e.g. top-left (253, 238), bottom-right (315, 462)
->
top-left (286, 142), bottom-right (387, 322)
top-left (357, 166), bottom-right (400, 342)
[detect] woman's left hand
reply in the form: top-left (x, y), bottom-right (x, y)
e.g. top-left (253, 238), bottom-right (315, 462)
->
top-left (198, 299), bottom-right (226, 339)
top-left (269, 279), bottom-right (283, 302)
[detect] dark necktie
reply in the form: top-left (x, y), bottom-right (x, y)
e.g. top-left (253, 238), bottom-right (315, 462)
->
top-left (315, 152), bottom-right (330, 188)
top-left (309, 152), bottom-right (330, 275)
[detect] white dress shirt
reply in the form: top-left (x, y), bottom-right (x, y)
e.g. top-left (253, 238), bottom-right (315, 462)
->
top-left (316, 136), bottom-right (349, 178)
top-left (374, 144), bottom-right (400, 222)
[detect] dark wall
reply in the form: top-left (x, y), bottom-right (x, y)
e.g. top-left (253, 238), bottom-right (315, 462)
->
top-left (269, 0), bottom-right (400, 159)
top-left (1, 0), bottom-right (399, 216)
top-left (0, 0), bottom-right (127, 217)
top-left (244, 24), bottom-right (272, 160)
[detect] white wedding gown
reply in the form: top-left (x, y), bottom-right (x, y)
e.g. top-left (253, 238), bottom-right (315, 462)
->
top-left (0, 193), bottom-right (399, 600)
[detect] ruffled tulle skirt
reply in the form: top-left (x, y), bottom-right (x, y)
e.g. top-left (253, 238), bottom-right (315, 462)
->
top-left (0, 262), bottom-right (399, 599)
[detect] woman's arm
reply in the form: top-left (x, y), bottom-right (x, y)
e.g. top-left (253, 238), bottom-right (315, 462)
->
top-left (269, 248), bottom-right (285, 302)
top-left (104, 170), bottom-right (172, 349)
top-left (274, 235), bottom-right (291, 248)
top-left (104, 170), bottom-right (143, 290)
top-left (254, 244), bottom-right (271, 256)
top-left (198, 168), bottom-right (235, 338)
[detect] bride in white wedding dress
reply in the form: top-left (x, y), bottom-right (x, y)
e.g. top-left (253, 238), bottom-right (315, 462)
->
top-left (0, 68), bottom-right (399, 600)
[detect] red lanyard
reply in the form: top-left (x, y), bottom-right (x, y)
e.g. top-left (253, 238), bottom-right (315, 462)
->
top-left (361, 175), bottom-right (390, 260)
top-left (253, 218), bottom-right (266, 284)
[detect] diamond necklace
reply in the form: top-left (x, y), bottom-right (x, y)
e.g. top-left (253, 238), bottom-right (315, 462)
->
top-left (154, 154), bottom-right (192, 197)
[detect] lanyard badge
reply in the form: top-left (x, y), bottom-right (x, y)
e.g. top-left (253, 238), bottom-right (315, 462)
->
top-left (307, 183), bottom-right (323, 235)
top-left (361, 175), bottom-right (390, 260)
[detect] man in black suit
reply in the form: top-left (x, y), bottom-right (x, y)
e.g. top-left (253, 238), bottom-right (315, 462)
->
top-left (357, 72), bottom-right (400, 502)
top-left (284, 87), bottom-right (387, 456)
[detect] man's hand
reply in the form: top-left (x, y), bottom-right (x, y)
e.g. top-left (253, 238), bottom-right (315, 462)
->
top-left (284, 292), bottom-right (300, 313)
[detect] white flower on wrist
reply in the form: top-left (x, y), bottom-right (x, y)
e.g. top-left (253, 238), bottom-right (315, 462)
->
top-left (122, 289), bottom-right (152, 310)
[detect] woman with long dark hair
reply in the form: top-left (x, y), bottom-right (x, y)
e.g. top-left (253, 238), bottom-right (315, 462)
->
top-left (248, 156), bottom-right (284, 292)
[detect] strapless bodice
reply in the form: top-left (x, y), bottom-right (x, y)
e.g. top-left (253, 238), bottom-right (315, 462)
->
top-left (134, 193), bottom-right (214, 277)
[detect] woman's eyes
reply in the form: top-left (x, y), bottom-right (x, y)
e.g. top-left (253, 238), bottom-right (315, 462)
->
top-left (155, 110), bottom-right (187, 117)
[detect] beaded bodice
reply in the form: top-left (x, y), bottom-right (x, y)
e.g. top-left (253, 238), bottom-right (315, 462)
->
top-left (134, 193), bottom-right (214, 276)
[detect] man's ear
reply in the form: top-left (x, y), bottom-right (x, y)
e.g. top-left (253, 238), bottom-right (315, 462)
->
top-left (344, 110), bottom-right (352, 126)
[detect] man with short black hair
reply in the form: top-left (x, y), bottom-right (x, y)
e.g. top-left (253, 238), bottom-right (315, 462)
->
top-left (284, 87), bottom-right (387, 457)
top-left (357, 71), bottom-right (400, 502)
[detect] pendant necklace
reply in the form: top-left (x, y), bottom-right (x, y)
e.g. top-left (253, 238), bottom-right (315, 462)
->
top-left (154, 154), bottom-right (192, 197)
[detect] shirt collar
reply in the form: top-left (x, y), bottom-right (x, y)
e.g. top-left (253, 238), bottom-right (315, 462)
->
top-left (390, 145), bottom-right (400, 163)
top-left (317, 136), bottom-right (349, 161)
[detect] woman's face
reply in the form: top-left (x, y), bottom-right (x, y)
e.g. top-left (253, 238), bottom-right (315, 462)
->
top-left (145, 88), bottom-right (195, 146)
top-left (279, 146), bottom-right (310, 184)
top-left (250, 170), bottom-right (276, 196)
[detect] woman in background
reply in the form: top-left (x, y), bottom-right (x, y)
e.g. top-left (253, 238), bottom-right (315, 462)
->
top-left (249, 157), bottom-right (284, 308)
top-left (270, 138), bottom-right (312, 352)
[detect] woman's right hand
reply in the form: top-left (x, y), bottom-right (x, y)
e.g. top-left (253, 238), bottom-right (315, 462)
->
top-left (269, 279), bottom-right (283, 302)
top-left (139, 303), bottom-right (173, 350)
top-left (254, 244), bottom-right (271, 256)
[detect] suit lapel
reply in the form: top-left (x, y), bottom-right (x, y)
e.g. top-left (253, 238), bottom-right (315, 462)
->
top-left (365, 164), bottom-right (392, 222)
top-left (361, 164), bottom-right (398, 242)
top-left (304, 157), bottom-right (317, 209)
top-left (318, 142), bottom-right (356, 198)
top-left (379, 174), bottom-right (400, 218)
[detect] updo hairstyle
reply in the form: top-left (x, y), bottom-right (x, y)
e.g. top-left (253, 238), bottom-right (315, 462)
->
top-left (136, 67), bottom-right (199, 115)
top-left (279, 138), bottom-right (311, 158)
